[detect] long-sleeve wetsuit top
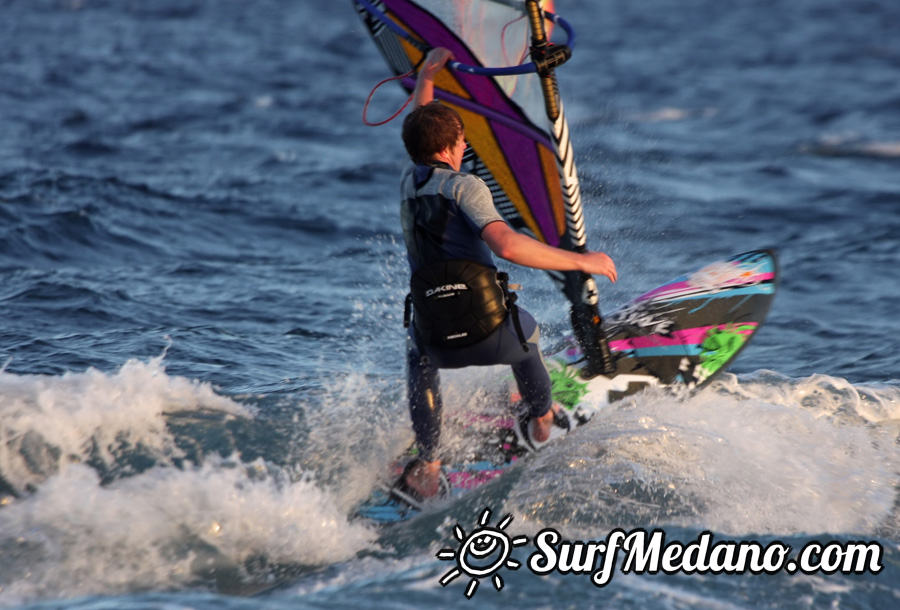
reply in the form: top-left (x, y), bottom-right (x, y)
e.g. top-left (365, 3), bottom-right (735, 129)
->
top-left (400, 162), bottom-right (505, 271)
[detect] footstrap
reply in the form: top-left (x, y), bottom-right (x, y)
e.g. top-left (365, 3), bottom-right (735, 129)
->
top-left (388, 460), bottom-right (451, 510)
top-left (513, 405), bottom-right (572, 453)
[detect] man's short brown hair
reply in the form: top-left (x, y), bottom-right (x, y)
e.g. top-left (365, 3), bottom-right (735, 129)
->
top-left (402, 101), bottom-right (464, 165)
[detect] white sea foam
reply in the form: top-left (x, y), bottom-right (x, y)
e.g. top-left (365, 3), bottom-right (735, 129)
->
top-left (0, 356), bottom-right (248, 494)
top-left (0, 460), bottom-right (376, 607)
top-left (3, 357), bottom-right (897, 606)
top-left (507, 372), bottom-right (900, 538)
top-left (0, 358), bottom-right (379, 607)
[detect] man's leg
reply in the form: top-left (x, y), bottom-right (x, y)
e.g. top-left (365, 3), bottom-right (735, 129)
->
top-left (405, 332), bottom-right (444, 497)
top-left (407, 332), bottom-right (442, 461)
top-left (507, 318), bottom-right (556, 442)
top-left (427, 307), bottom-right (558, 442)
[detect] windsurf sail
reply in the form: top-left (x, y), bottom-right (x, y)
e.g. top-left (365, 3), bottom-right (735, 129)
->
top-left (353, 0), bottom-right (614, 376)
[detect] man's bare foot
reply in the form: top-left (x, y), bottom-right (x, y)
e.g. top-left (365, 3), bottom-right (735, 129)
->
top-left (403, 459), bottom-right (443, 499)
top-left (529, 407), bottom-right (556, 444)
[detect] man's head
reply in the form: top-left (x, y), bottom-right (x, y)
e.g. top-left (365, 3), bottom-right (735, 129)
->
top-left (402, 101), bottom-right (466, 169)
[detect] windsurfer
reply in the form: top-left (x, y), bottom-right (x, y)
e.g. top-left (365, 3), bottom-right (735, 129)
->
top-left (398, 48), bottom-right (617, 500)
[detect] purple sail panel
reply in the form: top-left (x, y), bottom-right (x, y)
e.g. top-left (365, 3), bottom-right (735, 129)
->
top-left (380, 0), bottom-right (538, 125)
top-left (492, 121), bottom-right (559, 244)
top-left (383, 0), bottom-right (560, 244)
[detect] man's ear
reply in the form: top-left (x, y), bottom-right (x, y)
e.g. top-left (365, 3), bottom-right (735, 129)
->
top-left (432, 147), bottom-right (451, 163)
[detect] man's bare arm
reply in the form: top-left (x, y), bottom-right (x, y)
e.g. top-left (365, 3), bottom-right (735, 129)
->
top-left (412, 48), bottom-right (454, 108)
top-left (481, 221), bottom-right (617, 282)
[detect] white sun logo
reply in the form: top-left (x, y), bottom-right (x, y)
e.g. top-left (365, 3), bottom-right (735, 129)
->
top-left (436, 507), bottom-right (529, 599)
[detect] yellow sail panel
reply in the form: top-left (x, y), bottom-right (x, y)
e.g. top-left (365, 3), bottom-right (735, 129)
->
top-left (538, 143), bottom-right (567, 242)
top-left (454, 107), bottom-right (543, 239)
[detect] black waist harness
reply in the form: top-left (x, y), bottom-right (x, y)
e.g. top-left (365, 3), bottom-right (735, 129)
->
top-left (403, 259), bottom-right (529, 351)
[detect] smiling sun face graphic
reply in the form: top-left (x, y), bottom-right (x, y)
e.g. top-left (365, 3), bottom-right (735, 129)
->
top-left (436, 507), bottom-right (530, 598)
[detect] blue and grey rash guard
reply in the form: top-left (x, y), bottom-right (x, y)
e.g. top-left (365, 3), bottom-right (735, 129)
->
top-left (400, 162), bottom-right (504, 271)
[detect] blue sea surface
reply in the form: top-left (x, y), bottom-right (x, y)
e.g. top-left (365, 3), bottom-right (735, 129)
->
top-left (1, 0), bottom-right (899, 608)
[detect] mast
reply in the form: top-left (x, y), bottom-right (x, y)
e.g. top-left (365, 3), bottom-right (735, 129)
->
top-left (524, 0), bottom-right (614, 377)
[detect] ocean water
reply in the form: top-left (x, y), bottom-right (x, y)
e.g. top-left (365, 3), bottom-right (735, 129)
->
top-left (1, 0), bottom-right (899, 608)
